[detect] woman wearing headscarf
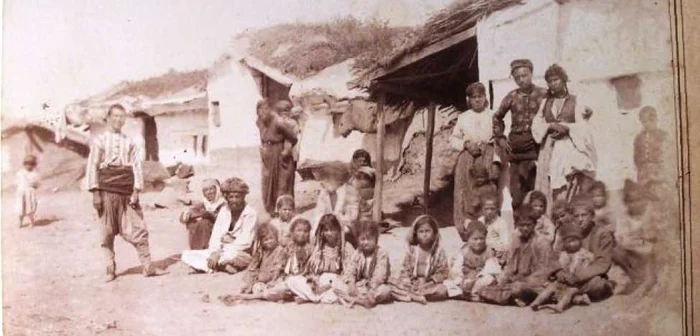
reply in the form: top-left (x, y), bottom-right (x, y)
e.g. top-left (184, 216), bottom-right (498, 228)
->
top-left (257, 99), bottom-right (299, 213)
top-left (532, 64), bottom-right (596, 209)
top-left (181, 177), bottom-right (258, 274)
top-left (179, 179), bottom-right (226, 249)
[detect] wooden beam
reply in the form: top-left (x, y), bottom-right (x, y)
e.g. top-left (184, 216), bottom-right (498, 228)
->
top-left (374, 26), bottom-right (477, 81)
top-left (373, 93), bottom-right (386, 223)
top-left (424, 101), bottom-right (436, 214)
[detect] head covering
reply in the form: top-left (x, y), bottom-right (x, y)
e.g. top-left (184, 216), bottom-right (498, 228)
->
top-left (201, 178), bottom-right (226, 212)
top-left (355, 166), bottom-right (377, 186)
top-left (544, 64), bottom-right (569, 82)
top-left (510, 59), bottom-right (533, 74)
top-left (559, 222), bottom-right (583, 240)
top-left (22, 154), bottom-right (37, 166)
top-left (220, 177), bottom-right (249, 194)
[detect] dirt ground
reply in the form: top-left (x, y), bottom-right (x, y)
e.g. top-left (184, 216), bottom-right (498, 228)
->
top-left (1, 149), bottom-right (685, 336)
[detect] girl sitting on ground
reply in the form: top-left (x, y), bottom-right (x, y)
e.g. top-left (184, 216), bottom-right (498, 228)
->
top-left (220, 222), bottom-right (288, 304)
top-left (270, 194), bottom-right (295, 246)
top-left (286, 214), bottom-right (355, 304)
top-left (179, 179), bottom-right (226, 250)
top-left (391, 215), bottom-right (450, 304)
top-left (334, 221), bottom-right (393, 308)
top-left (480, 192), bottom-right (512, 262)
top-left (445, 220), bottom-right (501, 301)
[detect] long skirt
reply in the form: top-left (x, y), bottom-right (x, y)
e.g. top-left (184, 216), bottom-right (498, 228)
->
top-left (186, 218), bottom-right (215, 250)
top-left (261, 143), bottom-right (296, 213)
top-left (453, 144), bottom-right (497, 227)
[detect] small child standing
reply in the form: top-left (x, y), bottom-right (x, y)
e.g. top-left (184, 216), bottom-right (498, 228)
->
top-left (446, 220), bottom-right (501, 301)
top-left (351, 167), bottom-right (376, 223)
top-left (479, 192), bottom-right (513, 262)
top-left (391, 215), bottom-right (450, 304)
top-left (16, 154), bottom-right (40, 228)
top-left (270, 195), bottom-right (295, 246)
top-left (220, 222), bottom-right (288, 304)
top-left (634, 106), bottom-right (668, 192)
top-left (334, 221), bottom-right (392, 308)
top-left (530, 222), bottom-right (593, 313)
top-left (179, 179), bottom-right (226, 250)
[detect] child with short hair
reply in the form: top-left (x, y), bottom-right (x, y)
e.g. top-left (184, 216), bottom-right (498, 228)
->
top-left (391, 215), bottom-right (450, 304)
top-left (446, 220), bottom-right (501, 301)
top-left (530, 222), bottom-right (593, 313)
top-left (286, 214), bottom-right (355, 304)
top-left (550, 200), bottom-right (574, 250)
top-left (271, 194), bottom-right (295, 246)
top-left (455, 165), bottom-right (498, 241)
top-left (351, 167), bottom-right (376, 223)
top-left (179, 179), bottom-right (226, 250)
top-left (479, 192), bottom-right (513, 261)
top-left (587, 181), bottom-right (615, 229)
top-left (334, 221), bottom-right (392, 308)
top-left (16, 154), bottom-right (40, 228)
top-left (221, 222), bottom-right (289, 304)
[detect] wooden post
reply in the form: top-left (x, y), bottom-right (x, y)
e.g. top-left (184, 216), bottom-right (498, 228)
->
top-left (373, 93), bottom-right (386, 223)
top-left (424, 101), bottom-right (437, 214)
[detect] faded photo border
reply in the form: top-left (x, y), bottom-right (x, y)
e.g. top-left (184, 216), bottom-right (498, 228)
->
top-left (677, 0), bottom-right (700, 335)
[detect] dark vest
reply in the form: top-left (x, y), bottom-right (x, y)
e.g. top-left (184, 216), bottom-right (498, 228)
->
top-left (543, 94), bottom-right (577, 123)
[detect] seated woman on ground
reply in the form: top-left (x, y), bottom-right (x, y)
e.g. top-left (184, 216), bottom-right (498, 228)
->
top-left (286, 214), bottom-right (355, 304)
top-left (391, 215), bottom-right (450, 304)
top-left (179, 179), bottom-right (226, 250)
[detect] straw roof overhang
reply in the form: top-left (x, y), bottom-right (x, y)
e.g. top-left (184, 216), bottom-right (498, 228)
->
top-left (355, 0), bottom-right (524, 109)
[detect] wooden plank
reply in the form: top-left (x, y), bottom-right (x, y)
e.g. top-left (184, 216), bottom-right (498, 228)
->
top-left (373, 26), bottom-right (477, 81)
top-left (424, 101), bottom-right (436, 213)
top-left (373, 94), bottom-right (386, 223)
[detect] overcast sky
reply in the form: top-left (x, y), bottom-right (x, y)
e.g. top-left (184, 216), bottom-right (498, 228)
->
top-left (2, 0), bottom-right (453, 121)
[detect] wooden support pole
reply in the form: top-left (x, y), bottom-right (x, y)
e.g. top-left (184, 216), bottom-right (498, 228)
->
top-left (424, 101), bottom-right (437, 214)
top-left (373, 93), bottom-right (386, 223)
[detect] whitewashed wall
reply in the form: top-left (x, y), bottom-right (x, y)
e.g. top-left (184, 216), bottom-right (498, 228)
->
top-left (154, 110), bottom-right (209, 165)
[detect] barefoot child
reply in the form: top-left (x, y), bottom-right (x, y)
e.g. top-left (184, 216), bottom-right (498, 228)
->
top-left (391, 215), bottom-right (450, 304)
top-left (286, 214), bottom-right (355, 304)
top-left (334, 221), bottom-right (392, 308)
top-left (530, 222), bottom-right (593, 313)
top-left (284, 217), bottom-right (314, 277)
top-left (446, 220), bottom-right (501, 301)
top-left (16, 154), bottom-right (39, 228)
top-left (270, 195), bottom-right (295, 246)
top-left (179, 179), bottom-right (226, 249)
top-left (588, 181), bottom-right (614, 229)
top-left (221, 222), bottom-right (288, 304)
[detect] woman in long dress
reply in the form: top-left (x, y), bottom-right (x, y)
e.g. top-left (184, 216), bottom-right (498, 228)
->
top-left (450, 82), bottom-right (501, 228)
top-left (532, 64), bottom-right (597, 209)
top-left (257, 99), bottom-right (299, 214)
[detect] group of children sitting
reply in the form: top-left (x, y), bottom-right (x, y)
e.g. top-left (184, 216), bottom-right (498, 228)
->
top-left (205, 170), bottom-right (656, 313)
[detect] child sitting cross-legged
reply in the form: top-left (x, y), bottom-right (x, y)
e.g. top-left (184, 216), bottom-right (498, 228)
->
top-left (286, 214), bottom-right (355, 304)
top-left (333, 221), bottom-right (393, 308)
top-left (445, 220), bottom-right (502, 301)
top-left (219, 222), bottom-right (288, 304)
top-left (530, 222), bottom-right (593, 313)
top-left (390, 215), bottom-right (450, 304)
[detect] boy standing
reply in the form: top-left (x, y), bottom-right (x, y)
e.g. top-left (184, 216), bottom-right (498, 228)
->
top-left (493, 59), bottom-right (548, 211)
top-left (86, 104), bottom-right (163, 282)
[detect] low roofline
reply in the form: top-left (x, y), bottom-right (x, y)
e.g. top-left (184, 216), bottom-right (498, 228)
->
top-left (241, 56), bottom-right (297, 86)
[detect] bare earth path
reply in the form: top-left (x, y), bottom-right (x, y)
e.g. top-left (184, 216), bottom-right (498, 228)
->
top-left (1, 173), bottom-right (683, 335)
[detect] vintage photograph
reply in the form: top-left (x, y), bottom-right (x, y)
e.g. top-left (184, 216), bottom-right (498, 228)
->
top-left (1, 0), bottom-right (686, 335)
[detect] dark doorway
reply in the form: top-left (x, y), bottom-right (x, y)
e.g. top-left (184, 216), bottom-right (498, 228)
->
top-left (134, 111), bottom-right (159, 161)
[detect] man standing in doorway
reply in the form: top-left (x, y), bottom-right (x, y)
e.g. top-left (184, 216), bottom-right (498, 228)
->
top-left (493, 59), bottom-right (548, 211)
top-left (86, 104), bottom-right (164, 282)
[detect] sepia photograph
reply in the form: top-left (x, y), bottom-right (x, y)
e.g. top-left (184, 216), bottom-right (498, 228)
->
top-left (0, 0), bottom-right (690, 335)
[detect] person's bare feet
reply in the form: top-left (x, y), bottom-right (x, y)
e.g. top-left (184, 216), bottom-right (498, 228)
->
top-left (539, 304), bottom-right (563, 313)
top-left (514, 298), bottom-right (527, 307)
top-left (572, 294), bottom-right (591, 306)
